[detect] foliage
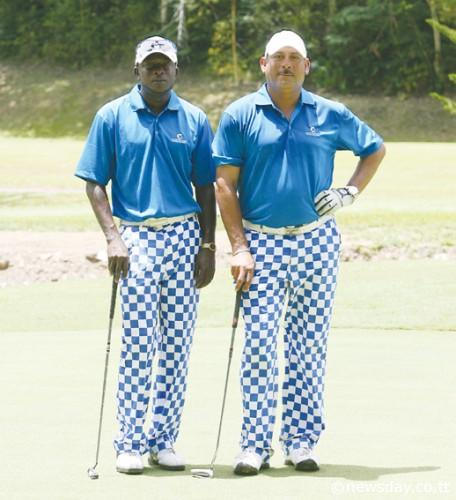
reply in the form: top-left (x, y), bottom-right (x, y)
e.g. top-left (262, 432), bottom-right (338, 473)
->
top-left (428, 19), bottom-right (456, 42)
top-left (427, 18), bottom-right (456, 113)
top-left (0, 0), bottom-right (161, 68)
top-left (0, 0), bottom-right (455, 94)
top-left (323, 1), bottom-right (436, 94)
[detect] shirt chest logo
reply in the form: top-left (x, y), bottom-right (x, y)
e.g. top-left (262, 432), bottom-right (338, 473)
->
top-left (305, 126), bottom-right (320, 137)
top-left (171, 133), bottom-right (188, 144)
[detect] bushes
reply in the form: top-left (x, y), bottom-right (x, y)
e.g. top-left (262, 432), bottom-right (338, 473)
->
top-left (0, 0), bottom-right (455, 94)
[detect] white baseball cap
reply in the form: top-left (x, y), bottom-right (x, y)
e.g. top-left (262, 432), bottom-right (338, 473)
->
top-left (265, 30), bottom-right (307, 58)
top-left (135, 36), bottom-right (178, 65)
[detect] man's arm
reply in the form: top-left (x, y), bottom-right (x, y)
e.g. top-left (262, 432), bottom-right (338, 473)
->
top-left (347, 143), bottom-right (386, 192)
top-left (315, 144), bottom-right (386, 216)
top-left (194, 183), bottom-right (216, 288)
top-left (85, 181), bottom-right (129, 282)
top-left (215, 166), bottom-right (254, 291)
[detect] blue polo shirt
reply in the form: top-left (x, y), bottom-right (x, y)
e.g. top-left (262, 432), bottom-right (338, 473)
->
top-left (75, 85), bottom-right (215, 221)
top-left (212, 84), bottom-right (383, 227)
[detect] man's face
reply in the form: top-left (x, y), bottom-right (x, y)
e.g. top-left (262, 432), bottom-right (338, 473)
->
top-left (136, 53), bottom-right (177, 93)
top-left (260, 47), bottom-right (310, 93)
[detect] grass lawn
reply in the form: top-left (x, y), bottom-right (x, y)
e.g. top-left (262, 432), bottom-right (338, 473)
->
top-left (0, 135), bottom-right (455, 499)
top-left (1, 260), bottom-right (455, 334)
top-left (1, 139), bottom-right (455, 248)
top-left (0, 263), bottom-right (455, 499)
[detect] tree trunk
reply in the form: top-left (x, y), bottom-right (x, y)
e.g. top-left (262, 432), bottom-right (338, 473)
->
top-left (231, 0), bottom-right (239, 85)
top-left (427, 0), bottom-right (443, 87)
top-left (160, 0), bottom-right (167, 28)
top-left (177, 0), bottom-right (186, 47)
top-left (78, 0), bottom-right (86, 69)
top-left (326, 0), bottom-right (337, 37)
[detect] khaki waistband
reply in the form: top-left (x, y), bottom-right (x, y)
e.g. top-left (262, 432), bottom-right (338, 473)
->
top-left (243, 215), bottom-right (332, 235)
top-left (121, 213), bottom-right (196, 229)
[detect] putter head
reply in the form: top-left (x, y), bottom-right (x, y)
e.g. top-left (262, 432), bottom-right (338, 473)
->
top-left (190, 468), bottom-right (214, 479)
top-left (87, 467), bottom-right (99, 480)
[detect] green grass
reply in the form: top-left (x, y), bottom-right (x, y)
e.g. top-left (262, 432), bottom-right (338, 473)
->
top-left (1, 264), bottom-right (455, 499)
top-left (0, 139), bottom-right (455, 253)
top-left (2, 325), bottom-right (454, 500)
top-left (0, 132), bottom-right (455, 498)
top-left (0, 136), bottom-right (84, 189)
top-left (0, 192), bottom-right (97, 230)
top-left (1, 260), bottom-right (454, 334)
top-left (332, 144), bottom-right (456, 212)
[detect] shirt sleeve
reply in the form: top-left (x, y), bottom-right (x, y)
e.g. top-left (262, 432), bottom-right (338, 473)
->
top-left (74, 112), bottom-right (115, 185)
top-left (212, 112), bottom-right (243, 167)
top-left (191, 114), bottom-right (216, 186)
top-left (337, 106), bottom-right (383, 157)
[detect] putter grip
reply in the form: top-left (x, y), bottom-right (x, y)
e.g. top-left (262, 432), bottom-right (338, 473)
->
top-left (232, 291), bottom-right (242, 328)
top-left (109, 279), bottom-right (118, 319)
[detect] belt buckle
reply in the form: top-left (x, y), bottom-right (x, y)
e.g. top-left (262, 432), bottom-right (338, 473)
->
top-left (284, 225), bottom-right (302, 235)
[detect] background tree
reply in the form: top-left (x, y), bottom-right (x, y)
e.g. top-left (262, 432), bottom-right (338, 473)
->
top-left (161, 0), bottom-right (168, 27)
top-left (231, 0), bottom-right (239, 85)
top-left (427, 0), bottom-right (444, 89)
top-left (176, 0), bottom-right (186, 47)
top-left (426, 19), bottom-right (456, 113)
top-left (0, 0), bottom-right (454, 94)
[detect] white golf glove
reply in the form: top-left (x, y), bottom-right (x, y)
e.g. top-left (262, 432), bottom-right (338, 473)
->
top-left (314, 185), bottom-right (359, 216)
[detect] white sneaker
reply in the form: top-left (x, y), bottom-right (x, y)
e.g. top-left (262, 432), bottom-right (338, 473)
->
top-left (148, 448), bottom-right (186, 471)
top-left (233, 449), bottom-right (270, 476)
top-left (116, 452), bottom-right (144, 474)
top-left (285, 447), bottom-right (319, 472)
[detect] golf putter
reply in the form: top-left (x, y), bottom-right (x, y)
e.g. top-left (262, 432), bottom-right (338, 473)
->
top-left (191, 290), bottom-right (242, 479)
top-left (87, 278), bottom-right (118, 480)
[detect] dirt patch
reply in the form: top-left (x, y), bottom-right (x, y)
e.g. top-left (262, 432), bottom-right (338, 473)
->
top-left (0, 231), bottom-right (108, 287)
top-left (0, 230), bottom-right (454, 287)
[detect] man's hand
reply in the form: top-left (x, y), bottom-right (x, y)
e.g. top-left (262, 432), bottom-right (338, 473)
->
top-left (86, 181), bottom-right (129, 282)
top-left (314, 185), bottom-right (359, 216)
top-left (231, 250), bottom-right (254, 291)
top-left (194, 248), bottom-right (216, 288)
top-left (107, 235), bottom-right (129, 282)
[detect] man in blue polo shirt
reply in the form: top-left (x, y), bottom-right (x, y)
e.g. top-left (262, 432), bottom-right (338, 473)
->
top-left (213, 30), bottom-right (385, 475)
top-left (75, 36), bottom-right (216, 475)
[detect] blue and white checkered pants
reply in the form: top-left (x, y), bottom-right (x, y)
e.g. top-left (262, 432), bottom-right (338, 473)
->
top-left (239, 218), bottom-right (340, 461)
top-left (114, 217), bottom-right (200, 455)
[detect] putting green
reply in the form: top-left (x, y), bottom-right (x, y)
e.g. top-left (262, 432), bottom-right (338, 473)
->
top-left (1, 262), bottom-right (455, 499)
top-left (1, 327), bottom-right (454, 500)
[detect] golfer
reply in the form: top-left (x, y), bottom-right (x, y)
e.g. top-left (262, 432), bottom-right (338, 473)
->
top-left (75, 36), bottom-right (216, 474)
top-left (213, 30), bottom-right (385, 475)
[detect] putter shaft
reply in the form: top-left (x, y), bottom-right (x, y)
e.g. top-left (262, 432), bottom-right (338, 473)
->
top-left (87, 278), bottom-right (118, 478)
top-left (208, 291), bottom-right (242, 469)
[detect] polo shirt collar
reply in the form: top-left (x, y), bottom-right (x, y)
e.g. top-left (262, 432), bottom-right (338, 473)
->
top-left (129, 85), bottom-right (181, 112)
top-left (166, 90), bottom-right (181, 111)
top-left (254, 83), bottom-right (315, 107)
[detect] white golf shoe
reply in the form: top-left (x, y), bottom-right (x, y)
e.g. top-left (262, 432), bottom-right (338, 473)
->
top-left (233, 449), bottom-right (270, 476)
top-left (285, 447), bottom-right (319, 472)
top-left (116, 452), bottom-right (144, 474)
top-left (148, 448), bottom-right (186, 471)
